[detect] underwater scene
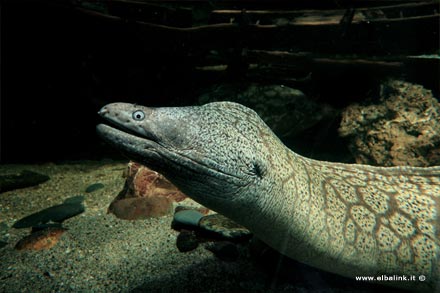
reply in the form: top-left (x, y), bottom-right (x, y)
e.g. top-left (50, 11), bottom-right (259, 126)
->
top-left (1, 0), bottom-right (439, 292)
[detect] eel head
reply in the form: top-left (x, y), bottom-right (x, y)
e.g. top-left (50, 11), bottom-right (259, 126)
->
top-left (96, 102), bottom-right (280, 214)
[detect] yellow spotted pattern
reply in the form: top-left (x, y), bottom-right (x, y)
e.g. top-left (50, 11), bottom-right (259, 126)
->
top-left (291, 158), bottom-right (440, 289)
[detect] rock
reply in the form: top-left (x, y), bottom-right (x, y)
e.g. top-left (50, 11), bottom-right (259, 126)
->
top-left (339, 80), bottom-right (440, 167)
top-left (174, 205), bottom-right (210, 215)
top-left (63, 195), bottom-right (85, 204)
top-left (15, 227), bottom-right (67, 251)
top-left (85, 183), bottom-right (104, 193)
top-left (198, 214), bottom-right (252, 241)
top-left (108, 162), bottom-right (187, 220)
top-left (199, 83), bottom-right (335, 141)
top-left (205, 241), bottom-right (239, 261)
top-left (172, 209), bottom-right (204, 229)
top-left (12, 196), bottom-right (85, 228)
top-left (128, 162), bottom-right (187, 202)
top-left (108, 196), bottom-right (173, 220)
top-left (176, 230), bottom-right (199, 252)
top-left (0, 170), bottom-right (50, 193)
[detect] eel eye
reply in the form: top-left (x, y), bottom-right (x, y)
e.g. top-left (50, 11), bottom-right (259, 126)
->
top-left (132, 110), bottom-right (145, 121)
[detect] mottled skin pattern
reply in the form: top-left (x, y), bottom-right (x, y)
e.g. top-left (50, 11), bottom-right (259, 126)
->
top-left (97, 102), bottom-right (440, 291)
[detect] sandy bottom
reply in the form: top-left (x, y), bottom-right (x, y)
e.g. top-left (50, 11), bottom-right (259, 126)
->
top-left (0, 161), bottom-right (381, 292)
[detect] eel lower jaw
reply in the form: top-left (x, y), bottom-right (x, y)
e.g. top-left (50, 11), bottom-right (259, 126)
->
top-left (96, 124), bottom-right (248, 198)
top-left (96, 124), bottom-right (162, 153)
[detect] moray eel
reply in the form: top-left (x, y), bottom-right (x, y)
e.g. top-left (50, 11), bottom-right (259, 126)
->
top-left (97, 101), bottom-right (440, 291)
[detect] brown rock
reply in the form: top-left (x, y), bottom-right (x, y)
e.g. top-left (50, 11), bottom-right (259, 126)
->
top-left (198, 214), bottom-right (252, 240)
top-left (15, 227), bottom-right (66, 251)
top-left (108, 162), bottom-right (187, 219)
top-left (339, 80), bottom-right (440, 167)
top-left (108, 197), bottom-right (173, 220)
top-left (124, 161), bottom-right (187, 202)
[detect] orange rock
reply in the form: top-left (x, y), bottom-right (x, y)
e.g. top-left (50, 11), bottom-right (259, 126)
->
top-left (108, 161), bottom-right (187, 219)
top-left (124, 161), bottom-right (187, 201)
top-left (108, 197), bottom-right (173, 220)
top-left (15, 227), bottom-right (66, 251)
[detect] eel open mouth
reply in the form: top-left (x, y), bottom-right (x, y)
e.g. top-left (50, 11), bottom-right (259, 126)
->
top-left (96, 123), bottom-right (159, 149)
top-left (97, 111), bottom-right (159, 144)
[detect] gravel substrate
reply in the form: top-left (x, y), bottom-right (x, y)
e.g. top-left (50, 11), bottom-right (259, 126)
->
top-left (0, 161), bottom-right (386, 292)
top-left (0, 161), bottom-right (267, 292)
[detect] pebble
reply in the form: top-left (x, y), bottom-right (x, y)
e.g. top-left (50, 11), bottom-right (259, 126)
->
top-left (174, 205), bottom-right (210, 215)
top-left (85, 183), bottom-right (105, 193)
top-left (176, 230), bottom-right (199, 252)
top-left (63, 195), bottom-right (85, 204)
top-left (12, 199), bottom-right (85, 228)
top-left (15, 227), bottom-right (67, 251)
top-left (172, 209), bottom-right (204, 228)
top-left (198, 214), bottom-right (252, 240)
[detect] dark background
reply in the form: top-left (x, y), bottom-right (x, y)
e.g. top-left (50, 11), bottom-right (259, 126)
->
top-left (1, 1), bottom-right (192, 163)
top-left (1, 1), bottom-right (438, 164)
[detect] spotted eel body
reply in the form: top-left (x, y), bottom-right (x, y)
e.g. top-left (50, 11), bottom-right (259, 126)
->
top-left (97, 101), bottom-right (440, 290)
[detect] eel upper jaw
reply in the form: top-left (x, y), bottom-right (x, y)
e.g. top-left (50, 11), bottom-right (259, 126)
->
top-left (96, 123), bottom-right (162, 152)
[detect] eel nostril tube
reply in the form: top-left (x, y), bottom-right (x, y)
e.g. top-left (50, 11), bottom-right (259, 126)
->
top-left (98, 107), bottom-right (109, 116)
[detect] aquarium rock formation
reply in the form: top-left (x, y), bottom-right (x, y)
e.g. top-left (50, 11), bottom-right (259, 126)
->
top-left (339, 80), bottom-right (440, 167)
top-left (108, 161), bottom-right (186, 219)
